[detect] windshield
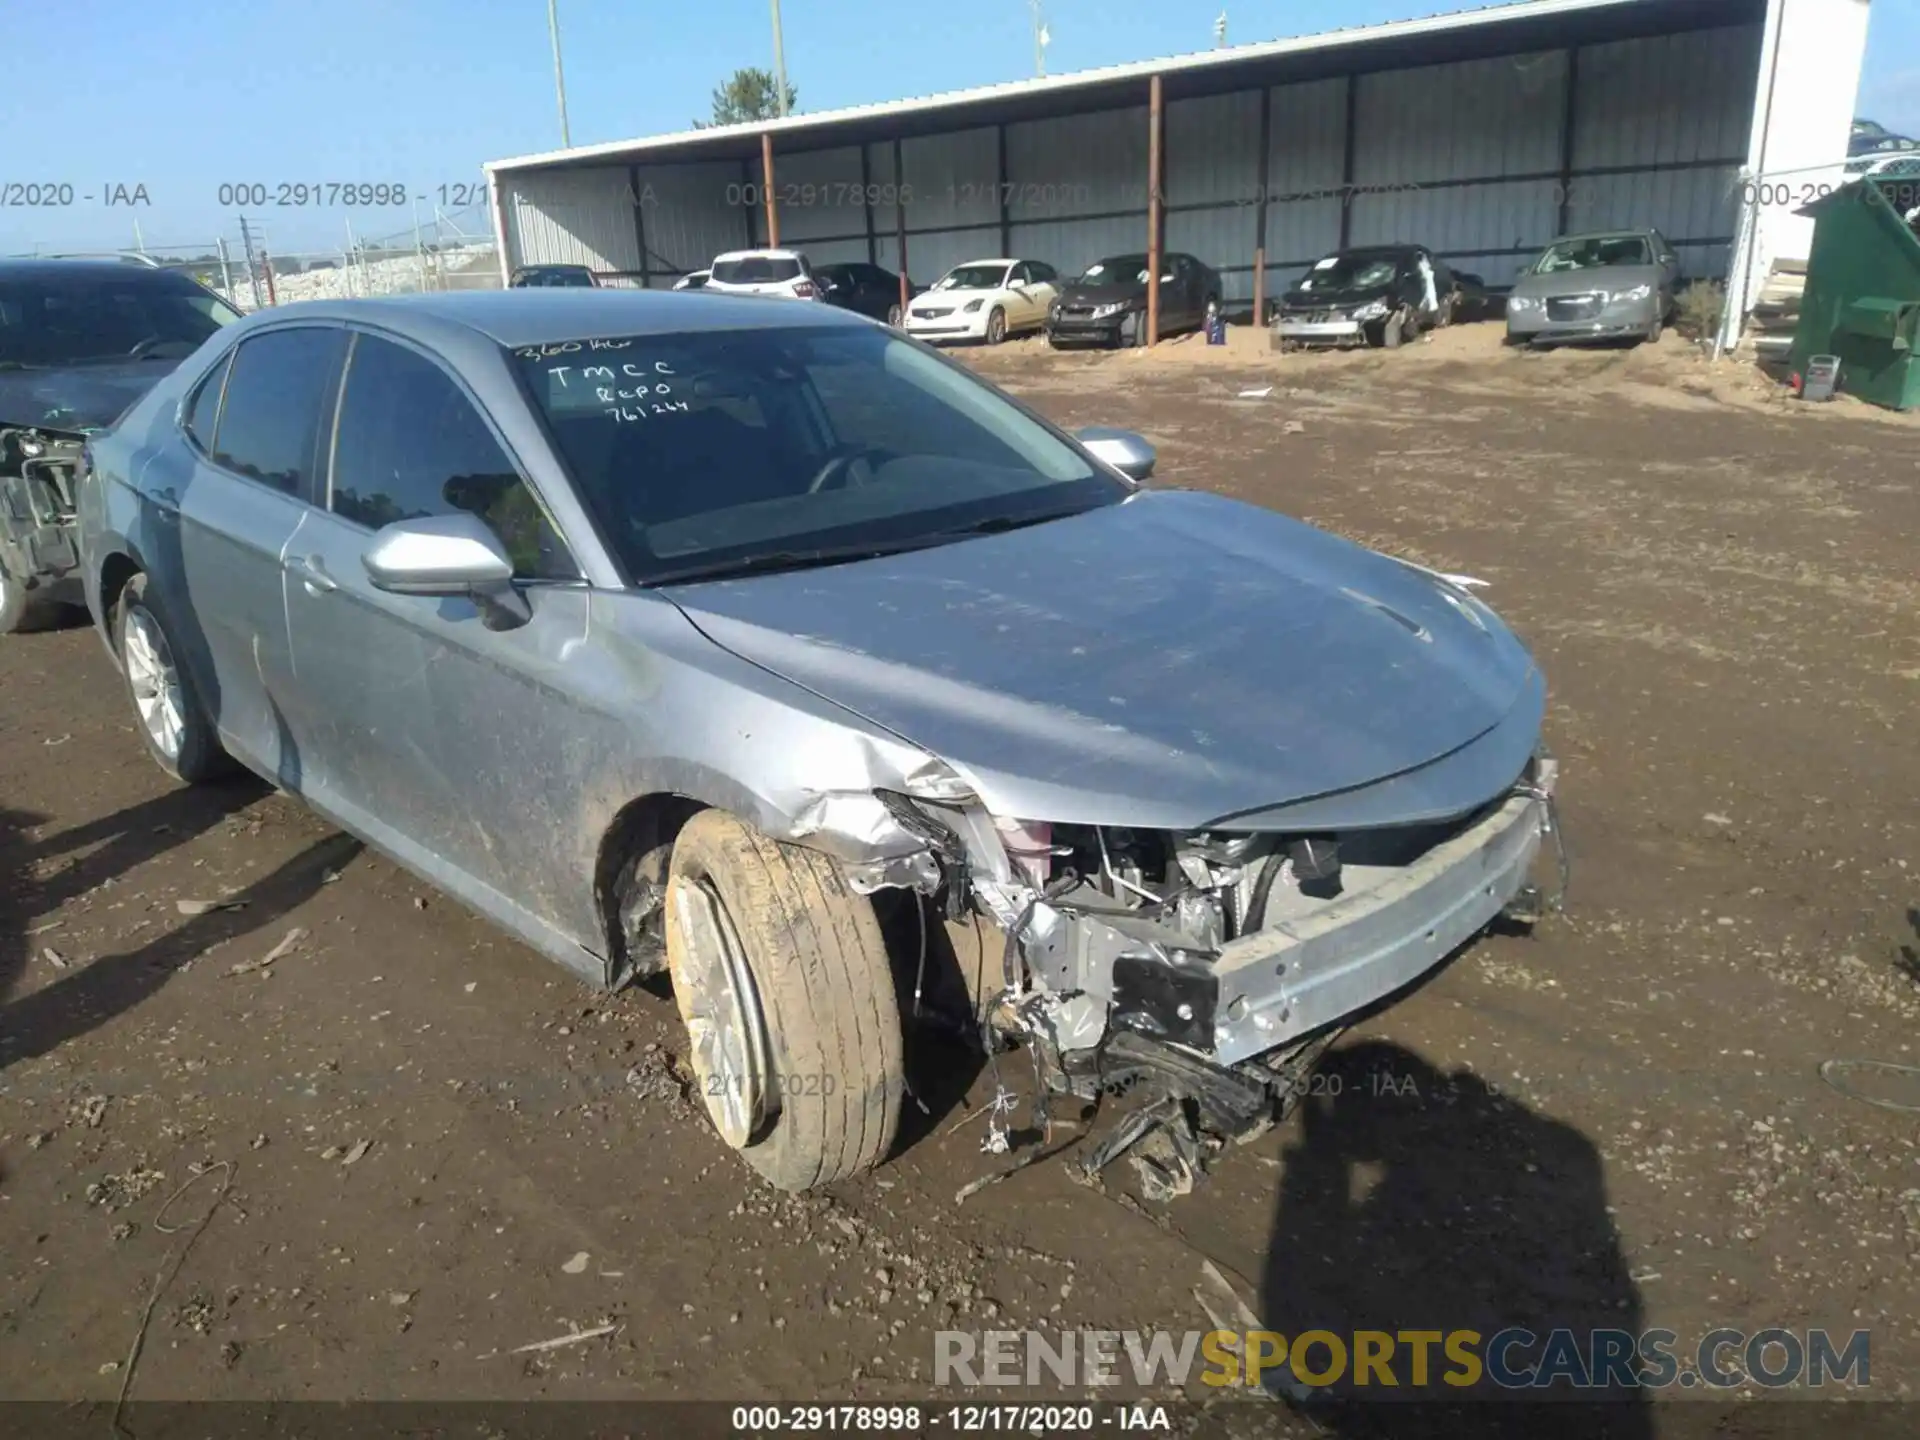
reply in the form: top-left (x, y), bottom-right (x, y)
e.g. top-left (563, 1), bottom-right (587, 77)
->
top-left (513, 324), bottom-right (1121, 584)
top-left (0, 274), bottom-right (241, 367)
top-left (1532, 235), bottom-right (1651, 274)
top-left (1076, 255), bottom-right (1149, 287)
top-left (712, 256), bottom-right (803, 284)
top-left (934, 264), bottom-right (1011, 291)
top-left (1296, 253), bottom-right (1402, 292)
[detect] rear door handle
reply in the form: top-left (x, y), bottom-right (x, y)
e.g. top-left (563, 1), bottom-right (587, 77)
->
top-left (287, 555), bottom-right (338, 594)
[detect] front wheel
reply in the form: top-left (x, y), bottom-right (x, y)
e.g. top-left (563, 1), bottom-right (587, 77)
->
top-left (665, 810), bottom-right (904, 1191)
top-left (115, 572), bottom-right (230, 783)
top-left (984, 307), bottom-right (1007, 344)
top-left (886, 303), bottom-right (903, 327)
top-left (0, 558), bottom-right (39, 635)
top-left (1643, 311), bottom-right (1664, 345)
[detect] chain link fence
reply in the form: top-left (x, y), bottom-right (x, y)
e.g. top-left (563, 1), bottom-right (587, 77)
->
top-left (9, 202), bottom-right (501, 311)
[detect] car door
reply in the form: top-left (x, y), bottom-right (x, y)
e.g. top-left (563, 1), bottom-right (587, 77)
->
top-left (1024, 261), bottom-right (1059, 321)
top-left (140, 324), bottom-right (346, 786)
top-left (278, 328), bottom-right (590, 919)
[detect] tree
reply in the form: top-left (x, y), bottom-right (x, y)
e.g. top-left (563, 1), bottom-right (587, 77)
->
top-left (695, 67), bottom-right (797, 128)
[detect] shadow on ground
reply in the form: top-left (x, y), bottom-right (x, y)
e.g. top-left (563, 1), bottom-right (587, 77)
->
top-left (1258, 1039), bottom-right (1650, 1439)
top-left (0, 788), bottom-right (359, 1078)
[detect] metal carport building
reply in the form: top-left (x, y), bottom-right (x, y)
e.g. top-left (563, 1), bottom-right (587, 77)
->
top-left (484, 0), bottom-right (1866, 345)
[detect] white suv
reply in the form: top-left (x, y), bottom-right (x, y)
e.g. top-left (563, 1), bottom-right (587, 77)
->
top-left (703, 249), bottom-right (819, 300)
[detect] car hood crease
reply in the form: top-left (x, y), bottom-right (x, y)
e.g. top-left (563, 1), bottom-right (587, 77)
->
top-left (661, 490), bottom-right (1538, 831)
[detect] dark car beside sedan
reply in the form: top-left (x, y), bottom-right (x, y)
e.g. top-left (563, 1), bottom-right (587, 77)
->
top-left (813, 262), bottom-right (918, 325)
top-left (1047, 252), bottom-right (1221, 347)
top-left (1273, 245), bottom-right (1484, 349)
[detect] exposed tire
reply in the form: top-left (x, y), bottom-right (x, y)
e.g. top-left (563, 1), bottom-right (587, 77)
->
top-left (0, 558), bottom-right (44, 635)
top-left (1644, 311), bottom-right (1664, 345)
top-left (1382, 311), bottom-right (1406, 349)
top-left (886, 304), bottom-right (903, 328)
top-left (665, 809), bottom-right (903, 1192)
top-left (985, 307), bottom-right (1007, 344)
top-left (114, 572), bottom-right (231, 784)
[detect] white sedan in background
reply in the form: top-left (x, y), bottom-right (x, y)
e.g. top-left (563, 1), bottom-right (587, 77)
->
top-left (903, 258), bottom-right (1059, 343)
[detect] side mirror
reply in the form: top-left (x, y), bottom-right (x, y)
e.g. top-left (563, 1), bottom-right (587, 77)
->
top-left (1076, 426), bottom-right (1156, 482)
top-left (362, 513), bottom-right (530, 630)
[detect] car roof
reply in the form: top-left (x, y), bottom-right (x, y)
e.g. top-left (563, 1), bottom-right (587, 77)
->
top-left (232, 289), bottom-right (874, 347)
top-left (713, 248), bottom-right (806, 262)
top-left (0, 258), bottom-right (203, 284)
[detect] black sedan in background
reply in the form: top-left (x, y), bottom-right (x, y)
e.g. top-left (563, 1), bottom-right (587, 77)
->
top-left (1046, 252), bottom-right (1221, 348)
top-left (814, 262), bottom-right (918, 325)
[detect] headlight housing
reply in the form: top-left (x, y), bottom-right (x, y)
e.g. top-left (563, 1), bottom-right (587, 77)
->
top-left (1507, 295), bottom-right (1536, 312)
top-left (1092, 302), bottom-right (1129, 319)
top-left (1613, 283), bottom-right (1652, 303)
top-left (1352, 299), bottom-right (1389, 321)
top-left (963, 298), bottom-right (985, 313)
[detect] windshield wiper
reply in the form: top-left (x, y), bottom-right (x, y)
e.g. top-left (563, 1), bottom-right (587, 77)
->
top-left (645, 538), bottom-right (943, 587)
top-left (933, 506), bottom-right (1096, 540)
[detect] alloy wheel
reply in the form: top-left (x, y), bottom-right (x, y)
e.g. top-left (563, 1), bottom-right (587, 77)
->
top-left (123, 606), bottom-right (186, 762)
top-left (670, 874), bottom-right (774, 1148)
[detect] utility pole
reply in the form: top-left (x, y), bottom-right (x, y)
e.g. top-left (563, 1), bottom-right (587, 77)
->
top-left (216, 236), bottom-right (234, 299)
top-left (548, 0), bottom-right (572, 146)
top-left (237, 216), bottom-right (264, 309)
top-left (1214, 12), bottom-right (1227, 47)
top-left (770, 0), bottom-right (791, 117)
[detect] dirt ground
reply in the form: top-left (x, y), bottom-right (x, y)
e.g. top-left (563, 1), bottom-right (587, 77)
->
top-left (2, 317), bottom-right (1917, 1433)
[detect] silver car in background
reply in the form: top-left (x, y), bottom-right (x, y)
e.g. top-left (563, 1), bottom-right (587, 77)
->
top-left (1505, 228), bottom-right (1680, 347)
top-left (75, 290), bottom-right (1562, 1194)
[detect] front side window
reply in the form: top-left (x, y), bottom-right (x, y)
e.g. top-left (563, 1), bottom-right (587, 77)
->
top-left (330, 334), bottom-right (578, 580)
top-left (514, 324), bottom-right (1121, 585)
top-left (211, 327), bottom-right (347, 497)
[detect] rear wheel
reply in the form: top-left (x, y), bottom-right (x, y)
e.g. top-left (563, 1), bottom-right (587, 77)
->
top-left (115, 572), bottom-right (230, 783)
top-left (665, 809), bottom-right (904, 1191)
top-left (886, 303), bottom-right (903, 327)
top-left (985, 306), bottom-right (1007, 344)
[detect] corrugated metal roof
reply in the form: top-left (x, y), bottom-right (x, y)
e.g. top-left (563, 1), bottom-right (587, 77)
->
top-left (487, 0), bottom-right (1725, 176)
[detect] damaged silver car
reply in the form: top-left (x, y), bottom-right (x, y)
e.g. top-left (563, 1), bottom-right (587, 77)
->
top-left (77, 289), bottom-right (1564, 1193)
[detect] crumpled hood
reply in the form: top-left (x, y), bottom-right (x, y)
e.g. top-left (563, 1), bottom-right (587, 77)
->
top-left (0, 362), bottom-right (170, 433)
top-left (664, 490), bottom-right (1540, 831)
top-left (1282, 281), bottom-right (1392, 310)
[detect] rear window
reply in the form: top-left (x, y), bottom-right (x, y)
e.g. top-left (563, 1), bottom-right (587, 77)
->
top-left (712, 256), bottom-right (803, 284)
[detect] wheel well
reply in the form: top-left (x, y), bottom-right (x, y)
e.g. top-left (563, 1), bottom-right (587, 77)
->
top-left (594, 792), bottom-right (706, 981)
top-left (98, 554), bottom-right (141, 648)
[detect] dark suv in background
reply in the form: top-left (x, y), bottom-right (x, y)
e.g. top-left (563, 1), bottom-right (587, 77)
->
top-left (0, 258), bottom-right (242, 632)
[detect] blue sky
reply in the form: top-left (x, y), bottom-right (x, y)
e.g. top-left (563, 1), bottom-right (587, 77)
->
top-left (3, 0), bottom-right (1915, 256)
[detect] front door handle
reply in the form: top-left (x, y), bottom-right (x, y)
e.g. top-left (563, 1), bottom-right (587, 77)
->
top-left (287, 555), bottom-right (338, 594)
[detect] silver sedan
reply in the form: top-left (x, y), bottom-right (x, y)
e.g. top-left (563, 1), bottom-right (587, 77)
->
top-left (76, 290), bottom-right (1561, 1191)
top-left (1505, 228), bottom-right (1680, 347)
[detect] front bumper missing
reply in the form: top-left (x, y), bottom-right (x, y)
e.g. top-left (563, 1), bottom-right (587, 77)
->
top-left (1205, 790), bottom-right (1547, 1064)
top-left (1011, 789), bottom-right (1552, 1071)
top-left (1275, 317), bottom-right (1364, 342)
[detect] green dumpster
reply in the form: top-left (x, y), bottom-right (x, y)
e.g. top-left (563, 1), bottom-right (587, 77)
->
top-left (1789, 177), bottom-right (1920, 410)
